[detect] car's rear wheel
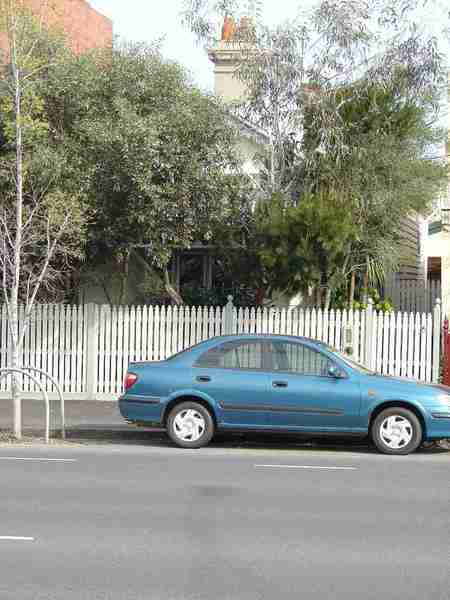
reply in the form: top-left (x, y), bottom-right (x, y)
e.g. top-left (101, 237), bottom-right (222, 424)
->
top-left (167, 402), bottom-right (215, 449)
top-left (371, 407), bottom-right (422, 455)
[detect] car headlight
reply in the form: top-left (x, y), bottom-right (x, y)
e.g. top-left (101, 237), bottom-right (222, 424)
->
top-left (437, 394), bottom-right (450, 405)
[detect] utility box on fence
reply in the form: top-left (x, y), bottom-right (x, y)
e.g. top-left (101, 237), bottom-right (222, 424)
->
top-left (342, 323), bottom-right (354, 356)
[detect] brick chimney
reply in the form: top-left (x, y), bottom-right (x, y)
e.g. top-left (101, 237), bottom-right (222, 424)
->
top-left (208, 16), bottom-right (255, 103)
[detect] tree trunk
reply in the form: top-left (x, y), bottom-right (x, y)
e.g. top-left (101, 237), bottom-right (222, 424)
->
top-left (130, 250), bottom-right (183, 305)
top-left (9, 330), bottom-right (21, 440)
top-left (11, 53), bottom-right (23, 440)
top-left (315, 286), bottom-right (322, 308)
top-left (362, 257), bottom-right (369, 302)
top-left (119, 252), bottom-right (130, 305)
top-left (99, 278), bottom-right (113, 306)
top-left (164, 268), bottom-right (183, 306)
top-left (348, 271), bottom-right (356, 306)
top-left (255, 287), bottom-right (265, 305)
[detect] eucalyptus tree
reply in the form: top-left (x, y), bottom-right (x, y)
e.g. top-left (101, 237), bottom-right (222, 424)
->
top-left (183, 0), bottom-right (446, 200)
top-left (182, 0), bottom-right (449, 304)
top-left (0, 1), bottom-right (89, 439)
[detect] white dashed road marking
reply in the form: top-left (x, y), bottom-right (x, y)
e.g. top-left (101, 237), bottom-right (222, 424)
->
top-left (0, 457), bottom-right (77, 462)
top-left (254, 464), bottom-right (357, 470)
top-left (0, 536), bottom-right (35, 541)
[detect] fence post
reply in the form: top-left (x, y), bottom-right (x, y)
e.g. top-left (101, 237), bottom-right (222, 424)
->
top-left (84, 303), bottom-right (99, 400)
top-left (442, 317), bottom-right (450, 386)
top-left (364, 298), bottom-right (374, 370)
top-left (224, 296), bottom-right (235, 335)
top-left (432, 298), bottom-right (442, 383)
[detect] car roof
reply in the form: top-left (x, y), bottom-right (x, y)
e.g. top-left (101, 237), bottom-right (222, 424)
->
top-left (204, 334), bottom-right (326, 346)
top-left (162, 334), bottom-right (332, 364)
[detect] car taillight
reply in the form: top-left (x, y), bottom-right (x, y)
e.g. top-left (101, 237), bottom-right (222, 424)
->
top-left (124, 372), bottom-right (138, 391)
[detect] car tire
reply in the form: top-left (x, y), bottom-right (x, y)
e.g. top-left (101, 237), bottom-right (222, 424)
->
top-left (371, 407), bottom-right (422, 455)
top-left (167, 401), bottom-right (215, 449)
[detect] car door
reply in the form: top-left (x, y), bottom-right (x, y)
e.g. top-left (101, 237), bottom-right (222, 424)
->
top-left (266, 341), bottom-right (362, 431)
top-left (192, 339), bottom-right (272, 427)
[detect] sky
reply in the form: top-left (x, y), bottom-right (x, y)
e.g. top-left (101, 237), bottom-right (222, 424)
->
top-left (88, 0), bottom-right (325, 91)
top-left (89, 0), bottom-right (449, 94)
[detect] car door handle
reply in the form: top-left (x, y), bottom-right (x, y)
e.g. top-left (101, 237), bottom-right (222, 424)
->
top-left (196, 375), bottom-right (211, 383)
top-left (272, 380), bottom-right (288, 388)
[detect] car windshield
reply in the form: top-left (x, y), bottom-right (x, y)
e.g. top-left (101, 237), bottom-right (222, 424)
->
top-left (323, 346), bottom-right (375, 375)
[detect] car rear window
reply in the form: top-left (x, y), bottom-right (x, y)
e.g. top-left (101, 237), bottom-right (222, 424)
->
top-left (165, 340), bottom-right (210, 361)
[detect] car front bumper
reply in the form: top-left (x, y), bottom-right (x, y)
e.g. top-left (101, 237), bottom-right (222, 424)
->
top-left (425, 408), bottom-right (450, 439)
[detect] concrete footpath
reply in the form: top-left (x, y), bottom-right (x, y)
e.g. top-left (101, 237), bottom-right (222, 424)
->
top-left (0, 398), bottom-right (163, 441)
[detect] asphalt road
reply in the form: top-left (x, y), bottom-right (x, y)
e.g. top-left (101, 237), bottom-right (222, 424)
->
top-left (1, 440), bottom-right (449, 600)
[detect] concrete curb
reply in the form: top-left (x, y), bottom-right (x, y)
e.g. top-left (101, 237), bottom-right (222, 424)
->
top-left (1, 425), bottom-right (448, 451)
top-left (0, 427), bottom-right (169, 447)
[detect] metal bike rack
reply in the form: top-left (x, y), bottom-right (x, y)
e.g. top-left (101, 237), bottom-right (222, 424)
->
top-left (0, 367), bottom-right (65, 443)
top-left (18, 367), bottom-right (65, 439)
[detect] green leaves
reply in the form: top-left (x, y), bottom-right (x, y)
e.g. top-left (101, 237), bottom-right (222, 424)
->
top-left (256, 191), bottom-right (356, 297)
top-left (0, 4), bottom-right (91, 303)
top-left (41, 43), bottom-right (251, 281)
top-left (303, 76), bottom-right (447, 263)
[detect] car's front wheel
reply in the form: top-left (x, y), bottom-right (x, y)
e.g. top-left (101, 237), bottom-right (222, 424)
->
top-left (167, 402), bottom-right (215, 449)
top-left (371, 407), bottom-right (422, 455)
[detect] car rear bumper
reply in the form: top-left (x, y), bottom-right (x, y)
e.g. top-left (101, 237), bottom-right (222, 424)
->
top-left (119, 396), bottom-right (164, 426)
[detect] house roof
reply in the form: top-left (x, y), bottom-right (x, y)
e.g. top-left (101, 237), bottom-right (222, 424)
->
top-left (227, 111), bottom-right (269, 146)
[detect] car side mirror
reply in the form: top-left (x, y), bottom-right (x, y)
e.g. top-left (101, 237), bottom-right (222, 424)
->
top-left (328, 365), bottom-right (343, 378)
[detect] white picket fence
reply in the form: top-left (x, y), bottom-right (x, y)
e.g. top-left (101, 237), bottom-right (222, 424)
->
top-left (0, 297), bottom-right (442, 400)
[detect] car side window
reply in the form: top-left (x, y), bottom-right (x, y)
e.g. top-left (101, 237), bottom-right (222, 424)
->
top-left (195, 341), bottom-right (266, 370)
top-left (271, 341), bottom-right (334, 377)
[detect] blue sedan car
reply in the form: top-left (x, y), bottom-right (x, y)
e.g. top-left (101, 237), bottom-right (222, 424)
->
top-left (118, 334), bottom-right (450, 455)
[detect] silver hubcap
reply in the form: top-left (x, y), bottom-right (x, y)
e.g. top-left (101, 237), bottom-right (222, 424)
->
top-left (173, 409), bottom-right (206, 442)
top-left (379, 415), bottom-right (413, 449)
